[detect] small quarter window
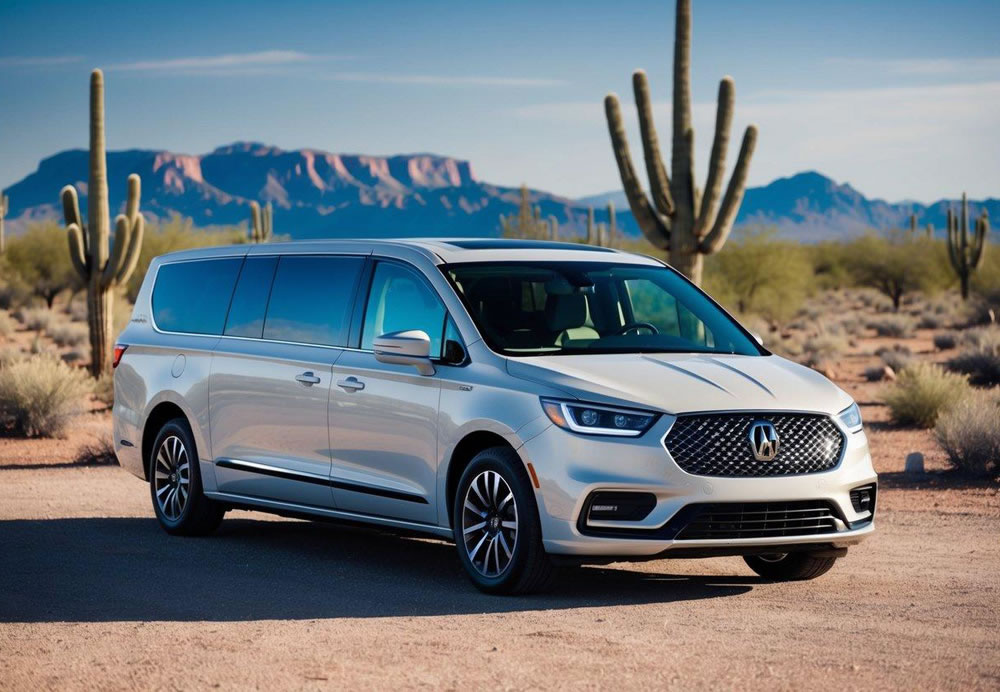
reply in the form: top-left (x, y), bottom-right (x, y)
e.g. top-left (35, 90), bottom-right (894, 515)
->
top-left (152, 258), bottom-right (243, 335)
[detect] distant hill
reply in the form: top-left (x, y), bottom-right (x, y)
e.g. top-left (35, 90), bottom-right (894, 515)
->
top-left (3, 142), bottom-right (623, 239)
top-left (580, 171), bottom-right (999, 241)
top-left (4, 144), bottom-right (996, 242)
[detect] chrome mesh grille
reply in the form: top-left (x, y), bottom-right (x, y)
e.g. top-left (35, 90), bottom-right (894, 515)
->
top-left (675, 501), bottom-right (840, 540)
top-left (664, 413), bottom-right (844, 477)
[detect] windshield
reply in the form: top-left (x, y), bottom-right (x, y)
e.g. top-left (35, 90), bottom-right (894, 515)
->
top-left (443, 261), bottom-right (763, 357)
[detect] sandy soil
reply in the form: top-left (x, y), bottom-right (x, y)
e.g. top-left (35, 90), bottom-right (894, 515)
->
top-left (1, 312), bottom-right (999, 690)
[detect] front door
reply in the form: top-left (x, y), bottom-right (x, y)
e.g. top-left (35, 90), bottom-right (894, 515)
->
top-left (328, 260), bottom-right (447, 524)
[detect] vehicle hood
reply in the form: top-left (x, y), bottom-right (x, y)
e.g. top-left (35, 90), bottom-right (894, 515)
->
top-left (506, 352), bottom-right (853, 415)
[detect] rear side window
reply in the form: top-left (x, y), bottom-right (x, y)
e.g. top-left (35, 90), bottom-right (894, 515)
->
top-left (225, 256), bottom-right (278, 338)
top-left (263, 255), bottom-right (364, 346)
top-left (152, 258), bottom-right (243, 335)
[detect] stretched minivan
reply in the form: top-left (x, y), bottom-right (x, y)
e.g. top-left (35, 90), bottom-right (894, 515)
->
top-left (113, 239), bottom-right (876, 593)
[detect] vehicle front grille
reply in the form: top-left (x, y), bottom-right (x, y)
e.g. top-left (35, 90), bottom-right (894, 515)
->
top-left (674, 501), bottom-right (840, 540)
top-left (664, 412), bottom-right (844, 477)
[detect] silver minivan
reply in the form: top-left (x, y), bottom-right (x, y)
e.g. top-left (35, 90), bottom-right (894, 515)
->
top-left (113, 239), bottom-right (876, 593)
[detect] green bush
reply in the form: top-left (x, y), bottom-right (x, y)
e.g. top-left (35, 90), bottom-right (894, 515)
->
top-left (845, 232), bottom-right (948, 311)
top-left (0, 355), bottom-right (92, 437)
top-left (3, 222), bottom-right (80, 308)
top-left (868, 315), bottom-right (915, 338)
top-left (882, 362), bottom-right (970, 428)
top-left (934, 389), bottom-right (1000, 479)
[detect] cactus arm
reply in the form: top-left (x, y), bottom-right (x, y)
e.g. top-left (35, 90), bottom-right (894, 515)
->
top-left (61, 185), bottom-right (86, 252)
top-left (699, 125), bottom-right (758, 254)
top-left (694, 77), bottom-right (735, 238)
top-left (632, 70), bottom-right (674, 215)
top-left (67, 223), bottom-right (88, 279)
top-left (265, 202), bottom-right (273, 240)
top-left (604, 94), bottom-right (671, 249)
top-left (946, 208), bottom-right (961, 273)
top-left (960, 193), bottom-right (968, 258)
top-left (115, 214), bottom-right (144, 284)
top-left (125, 174), bottom-right (141, 219)
top-left (970, 213), bottom-right (988, 269)
top-left (250, 201), bottom-right (261, 242)
top-left (102, 215), bottom-right (131, 288)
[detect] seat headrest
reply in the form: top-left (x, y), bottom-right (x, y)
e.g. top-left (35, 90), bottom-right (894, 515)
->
top-left (545, 293), bottom-right (588, 333)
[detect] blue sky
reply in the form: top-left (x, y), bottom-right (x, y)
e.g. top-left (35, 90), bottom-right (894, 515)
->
top-left (1, 0), bottom-right (998, 202)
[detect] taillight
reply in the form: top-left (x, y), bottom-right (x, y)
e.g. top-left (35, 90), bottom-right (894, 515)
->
top-left (112, 344), bottom-right (128, 369)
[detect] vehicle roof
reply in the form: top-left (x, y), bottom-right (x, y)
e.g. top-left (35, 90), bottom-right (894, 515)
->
top-left (156, 237), bottom-right (664, 266)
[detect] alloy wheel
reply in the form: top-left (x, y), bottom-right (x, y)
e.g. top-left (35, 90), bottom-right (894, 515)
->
top-left (461, 470), bottom-right (518, 577)
top-left (153, 435), bottom-right (190, 521)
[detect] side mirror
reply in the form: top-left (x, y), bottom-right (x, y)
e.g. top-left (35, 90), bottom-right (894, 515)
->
top-left (750, 332), bottom-right (764, 346)
top-left (373, 330), bottom-right (436, 376)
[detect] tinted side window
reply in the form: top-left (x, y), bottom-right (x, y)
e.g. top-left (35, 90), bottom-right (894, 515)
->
top-left (361, 262), bottom-right (446, 358)
top-left (225, 256), bottom-right (278, 338)
top-left (263, 255), bottom-right (363, 346)
top-left (152, 258), bottom-right (243, 335)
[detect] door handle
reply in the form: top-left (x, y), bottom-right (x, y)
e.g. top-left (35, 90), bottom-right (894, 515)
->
top-left (295, 372), bottom-right (321, 386)
top-left (336, 376), bottom-right (365, 392)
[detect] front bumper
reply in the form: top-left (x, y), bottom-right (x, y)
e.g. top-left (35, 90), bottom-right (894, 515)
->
top-left (520, 414), bottom-right (877, 558)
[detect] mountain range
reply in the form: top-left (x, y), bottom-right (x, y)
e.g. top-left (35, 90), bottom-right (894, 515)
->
top-left (3, 142), bottom-right (996, 242)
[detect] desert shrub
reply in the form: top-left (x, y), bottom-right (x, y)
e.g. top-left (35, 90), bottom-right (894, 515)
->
top-left (18, 307), bottom-right (53, 332)
top-left (801, 333), bottom-right (848, 366)
top-left (846, 233), bottom-right (948, 311)
top-left (948, 329), bottom-right (1000, 386)
top-left (0, 311), bottom-right (15, 338)
top-left (47, 322), bottom-right (88, 348)
top-left (934, 389), bottom-right (1000, 478)
top-left (68, 296), bottom-right (88, 323)
top-left (74, 434), bottom-right (118, 466)
top-left (876, 345), bottom-right (912, 373)
top-left (0, 345), bottom-right (24, 367)
top-left (2, 222), bottom-right (81, 308)
top-left (882, 362), bottom-right (970, 428)
top-left (29, 335), bottom-right (44, 355)
top-left (864, 365), bottom-right (890, 382)
top-left (868, 315), bottom-right (915, 338)
top-left (703, 227), bottom-right (814, 327)
top-left (917, 312), bottom-right (943, 329)
top-left (0, 355), bottom-right (92, 437)
top-left (61, 350), bottom-right (85, 364)
top-left (934, 332), bottom-right (958, 350)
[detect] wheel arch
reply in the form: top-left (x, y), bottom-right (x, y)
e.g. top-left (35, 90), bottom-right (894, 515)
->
top-left (141, 401), bottom-right (189, 480)
top-left (444, 430), bottom-right (519, 530)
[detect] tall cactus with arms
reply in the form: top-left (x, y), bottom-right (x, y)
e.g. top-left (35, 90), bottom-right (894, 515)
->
top-left (946, 193), bottom-right (989, 300)
top-left (604, 0), bottom-right (758, 285)
top-left (62, 69), bottom-right (144, 376)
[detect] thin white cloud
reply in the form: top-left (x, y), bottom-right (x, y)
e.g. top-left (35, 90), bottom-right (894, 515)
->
top-left (106, 50), bottom-right (348, 72)
top-left (512, 81), bottom-right (1000, 202)
top-left (327, 72), bottom-right (566, 87)
top-left (0, 55), bottom-right (83, 67)
top-left (826, 56), bottom-right (1000, 77)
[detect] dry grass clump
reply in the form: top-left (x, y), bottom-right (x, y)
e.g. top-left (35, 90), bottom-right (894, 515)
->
top-left (948, 328), bottom-right (1000, 386)
top-left (0, 345), bottom-right (25, 367)
top-left (0, 355), bottom-right (92, 437)
top-left (93, 372), bottom-right (115, 407)
top-left (876, 344), bottom-right (912, 373)
top-left (47, 322), bottom-right (88, 348)
top-left (801, 333), bottom-right (848, 367)
top-left (0, 311), bottom-right (16, 338)
top-left (868, 315), bottom-right (915, 338)
top-left (933, 332), bottom-right (958, 350)
top-left (917, 312), bottom-right (944, 330)
top-left (74, 433), bottom-right (119, 466)
top-left (17, 307), bottom-right (53, 332)
top-left (934, 389), bottom-right (1000, 479)
top-left (882, 362), bottom-right (970, 428)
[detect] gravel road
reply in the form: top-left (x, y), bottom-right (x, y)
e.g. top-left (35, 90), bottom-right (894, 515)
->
top-left (1, 459), bottom-right (998, 691)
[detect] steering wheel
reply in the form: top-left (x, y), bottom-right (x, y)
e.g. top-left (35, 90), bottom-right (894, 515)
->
top-left (618, 321), bottom-right (659, 336)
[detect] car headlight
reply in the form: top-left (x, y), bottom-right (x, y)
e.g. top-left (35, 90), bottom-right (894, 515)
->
top-left (838, 402), bottom-right (863, 432)
top-left (540, 398), bottom-right (659, 437)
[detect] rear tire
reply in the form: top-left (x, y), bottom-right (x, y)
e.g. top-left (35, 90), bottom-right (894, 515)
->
top-left (744, 552), bottom-right (838, 581)
top-left (453, 446), bottom-right (554, 594)
top-left (149, 417), bottom-right (225, 536)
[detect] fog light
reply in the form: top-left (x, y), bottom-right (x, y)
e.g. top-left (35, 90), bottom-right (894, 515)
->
top-left (585, 492), bottom-right (656, 523)
top-left (850, 484), bottom-right (876, 514)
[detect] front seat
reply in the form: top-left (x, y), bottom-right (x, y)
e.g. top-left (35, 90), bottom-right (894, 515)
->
top-left (545, 293), bottom-right (599, 346)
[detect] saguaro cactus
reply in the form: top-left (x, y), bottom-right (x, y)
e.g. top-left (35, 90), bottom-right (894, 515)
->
top-left (547, 215), bottom-right (559, 241)
top-left (604, 0), bottom-right (758, 285)
top-left (946, 193), bottom-right (989, 300)
top-left (0, 192), bottom-right (7, 253)
top-left (500, 185), bottom-right (551, 239)
top-left (249, 201), bottom-right (273, 243)
top-left (61, 69), bottom-right (144, 376)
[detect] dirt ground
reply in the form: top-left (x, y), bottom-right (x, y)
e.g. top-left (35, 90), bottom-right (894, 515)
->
top-left (1, 315), bottom-right (999, 690)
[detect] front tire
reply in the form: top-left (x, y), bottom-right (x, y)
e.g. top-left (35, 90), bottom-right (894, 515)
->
top-left (744, 552), bottom-right (838, 581)
top-left (149, 418), bottom-right (225, 536)
top-left (453, 446), bottom-right (553, 594)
